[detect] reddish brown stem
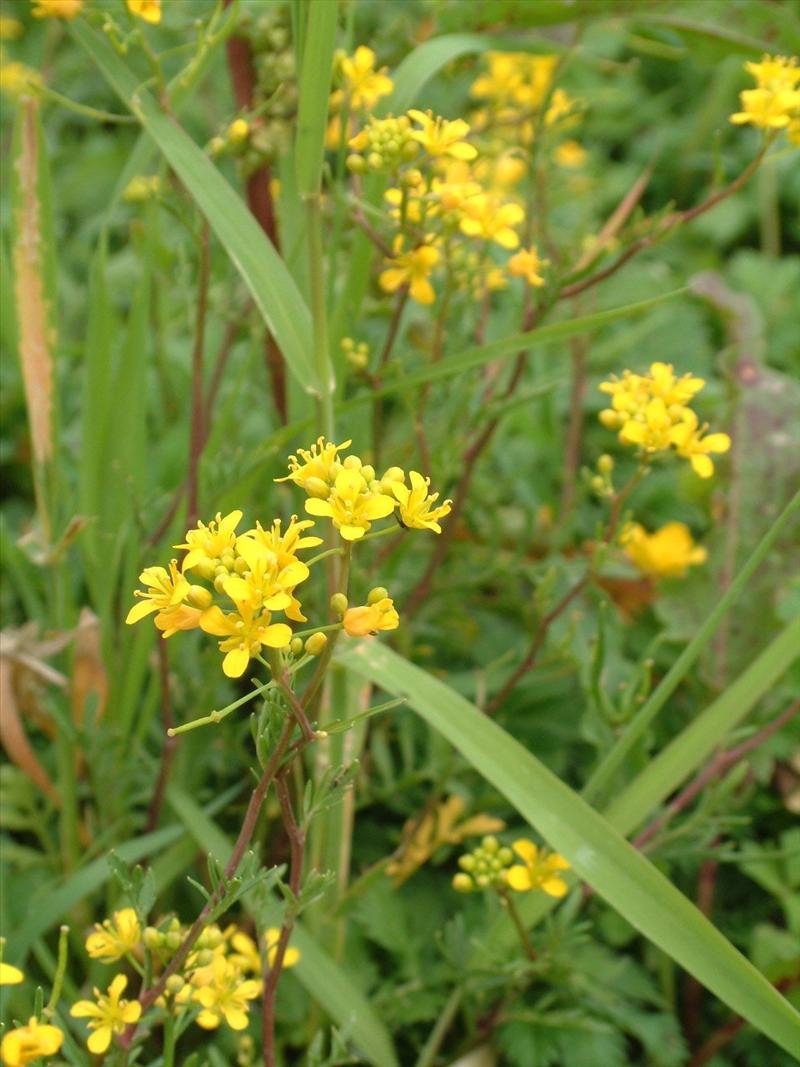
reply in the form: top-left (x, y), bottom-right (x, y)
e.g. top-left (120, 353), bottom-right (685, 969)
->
top-left (687, 976), bottom-right (798, 1067)
top-left (223, 1), bottom-right (287, 422)
top-left (262, 773), bottom-right (306, 1067)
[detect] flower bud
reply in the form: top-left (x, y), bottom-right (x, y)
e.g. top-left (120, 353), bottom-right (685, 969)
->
top-left (452, 873), bottom-right (474, 893)
top-left (458, 853), bottom-right (476, 871)
top-left (482, 835), bottom-right (499, 853)
top-left (382, 466), bottom-right (405, 483)
top-left (346, 153), bottom-right (366, 174)
top-left (165, 975), bottom-right (185, 994)
top-left (290, 637), bottom-right (304, 656)
top-left (166, 931), bottom-right (182, 951)
top-left (228, 118), bottom-right (250, 145)
top-left (367, 586), bottom-right (389, 605)
top-left (194, 558), bottom-right (216, 582)
top-left (187, 585), bottom-right (213, 610)
top-left (305, 632), bottom-right (328, 656)
top-left (304, 476), bottom-right (330, 499)
top-left (590, 475), bottom-right (606, 495)
top-left (361, 464), bottom-right (376, 482)
top-left (330, 592), bottom-right (349, 616)
top-left (343, 455), bottom-right (362, 471)
top-left (367, 151), bottom-right (383, 171)
top-left (144, 927), bottom-right (162, 950)
top-left (213, 574), bottom-right (227, 595)
top-left (597, 454), bottom-right (614, 474)
top-left (234, 556), bottom-right (249, 575)
top-left (498, 847), bottom-right (513, 866)
top-left (599, 409), bottom-right (622, 430)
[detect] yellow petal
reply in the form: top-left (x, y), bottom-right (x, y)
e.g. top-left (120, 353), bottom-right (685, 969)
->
top-left (512, 838), bottom-right (538, 865)
top-left (223, 647), bottom-right (250, 678)
top-left (304, 498), bottom-right (334, 517)
top-left (542, 877), bottom-right (569, 898)
top-left (222, 575), bottom-right (252, 602)
top-left (339, 524), bottom-right (366, 540)
top-left (362, 494), bottom-right (396, 520)
top-left (505, 865), bottom-right (533, 892)
top-left (690, 454), bottom-right (714, 478)
top-left (125, 599), bottom-right (158, 625)
top-left (199, 606), bottom-right (230, 637)
top-left (121, 1001), bottom-right (142, 1024)
top-left (261, 623), bottom-right (292, 649)
top-left (223, 1008), bottom-right (250, 1030)
top-left (87, 1026), bottom-right (112, 1055)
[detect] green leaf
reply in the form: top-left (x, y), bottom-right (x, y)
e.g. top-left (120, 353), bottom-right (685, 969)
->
top-left (338, 642), bottom-right (800, 1060)
top-left (605, 616), bottom-right (800, 837)
top-left (295, 0), bottom-right (339, 197)
top-left (380, 34), bottom-right (487, 114)
top-left (69, 20), bottom-right (317, 394)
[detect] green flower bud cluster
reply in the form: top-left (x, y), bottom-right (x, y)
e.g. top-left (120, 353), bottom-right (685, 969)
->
top-left (143, 917), bottom-right (184, 961)
top-left (235, 6), bottom-right (297, 173)
top-left (122, 174), bottom-right (161, 205)
top-left (341, 336), bottom-right (370, 371)
top-left (452, 834), bottom-right (514, 892)
top-left (588, 453), bottom-right (615, 498)
top-left (347, 115), bottom-right (419, 174)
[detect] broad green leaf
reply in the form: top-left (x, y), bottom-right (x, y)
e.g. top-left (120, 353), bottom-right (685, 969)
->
top-left (338, 642), bottom-right (800, 1060)
top-left (606, 616), bottom-right (800, 837)
top-left (171, 789), bottom-right (398, 1067)
top-left (380, 34), bottom-right (487, 114)
top-left (69, 20), bottom-right (317, 394)
top-left (585, 489), bottom-right (800, 803)
top-left (295, 0), bottom-right (339, 197)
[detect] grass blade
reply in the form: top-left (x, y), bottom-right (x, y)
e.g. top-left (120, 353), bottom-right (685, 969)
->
top-left (69, 20), bottom-right (317, 395)
top-left (338, 641), bottom-right (800, 1059)
top-left (295, 0), bottom-right (338, 198)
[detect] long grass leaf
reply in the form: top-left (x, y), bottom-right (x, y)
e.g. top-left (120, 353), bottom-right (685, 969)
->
top-left (295, 0), bottom-right (338, 198)
top-left (338, 642), bottom-right (800, 1059)
top-left (69, 20), bottom-right (317, 394)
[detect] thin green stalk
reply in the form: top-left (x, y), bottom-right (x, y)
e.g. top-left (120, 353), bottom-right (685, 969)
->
top-left (306, 195), bottom-right (335, 441)
top-left (584, 488), bottom-right (800, 803)
top-left (44, 926), bottom-right (69, 1017)
top-left (162, 1012), bottom-right (177, 1067)
top-left (414, 986), bottom-right (463, 1067)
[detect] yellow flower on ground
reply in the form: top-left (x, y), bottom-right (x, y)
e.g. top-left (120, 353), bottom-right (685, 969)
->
top-left (0, 62), bottom-right (42, 98)
top-left (388, 471), bottom-right (452, 533)
top-left (276, 438), bottom-right (352, 496)
top-left (407, 110), bottom-right (478, 160)
top-left (1, 1017), bottom-right (63, 1065)
top-left (126, 0), bottom-right (161, 24)
top-left (668, 409), bottom-right (731, 478)
top-left (264, 928), bottom-right (300, 969)
top-left (621, 522), bottom-right (707, 579)
top-left (305, 468), bottom-right (396, 541)
top-left (70, 974), bottom-right (142, 1055)
top-left (506, 839), bottom-right (570, 897)
top-left (343, 597), bottom-right (399, 637)
top-left (31, 0), bottom-right (83, 18)
top-left (379, 239), bottom-right (440, 305)
top-left (731, 54), bottom-right (800, 131)
top-left (554, 139), bottom-right (587, 168)
top-left (508, 246), bottom-right (548, 287)
top-left (177, 511), bottom-right (243, 575)
top-left (338, 46), bottom-right (393, 110)
top-left (199, 603), bottom-right (292, 678)
top-left (192, 956), bottom-right (260, 1031)
top-left (458, 194), bottom-right (525, 249)
top-left (0, 962), bottom-right (23, 985)
top-left (86, 908), bottom-right (141, 963)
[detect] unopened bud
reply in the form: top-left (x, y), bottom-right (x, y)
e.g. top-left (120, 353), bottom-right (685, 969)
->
top-left (382, 466), bottom-right (404, 483)
top-left (144, 927), bottom-right (162, 950)
top-left (305, 632), bottom-right (328, 656)
top-left (343, 455), bottom-right (362, 471)
top-left (482, 835), bottom-right (499, 853)
top-left (330, 593), bottom-right (349, 616)
top-left (187, 585), bottom-right (213, 610)
top-left (590, 475), bottom-right (606, 494)
top-left (367, 586), bottom-right (389, 606)
top-left (165, 975), bottom-right (185, 994)
top-left (361, 464), bottom-right (375, 482)
top-left (458, 854), bottom-right (476, 872)
top-left (228, 118), bottom-right (249, 145)
top-left (304, 477), bottom-right (330, 499)
top-left (597, 454), bottom-right (614, 474)
top-left (346, 154), bottom-right (366, 174)
top-left (599, 409), bottom-right (621, 431)
top-left (290, 637), bottom-right (304, 656)
top-left (452, 873), bottom-right (474, 893)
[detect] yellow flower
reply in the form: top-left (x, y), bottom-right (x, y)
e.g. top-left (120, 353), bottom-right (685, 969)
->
top-left (31, 0), bottom-right (83, 18)
top-left (222, 535), bottom-right (309, 619)
top-left (0, 17), bottom-right (24, 39)
top-left (86, 908), bottom-right (141, 963)
top-left (264, 928), bottom-right (300, 969)
top-left (126, 0), bottom-right (161, 24)
top-left (244, 516), bottom-right (323, 563)
top-left (276, 438), bottom-right (352, 496)
top-left (388, 471), bottom-right (451, 533)
top-left (305, 468), bottom-right (396, 541)
top-left (407, 110), bottom-right (478, 160)
top-left (192, 956), bottom-right (260, 1031)
top-left (508, 245), bottom-right (548, 287)
top-left (342, 597), bottom-right (399, 637)
top-left (458, 194), bottom-right (525, 249)
top-left (70, 974), bottom-right (142, 1055)
top-left (1, 1017), bottom-right (63, 1065)
top-left (731, 54), bottom-right (800, 131)
top-left (0, 61), bottom-right (41, 98)
top-left (668, 408), bottom-right (731, 478)
top-left (554, 139), bottom-right (587, 168)
top-left (621, 522), bottom-right (707, 579)
top-left (199, 602), bottom-right (292, 678)
top-left (471, 52), bottom-right (557, 112)
top-left (126, 561), bottom-right (201, 638)
top-left (379, 239), bottom-right (440, 305)
top-left (227, 117), bottom-right (249, 145)
top-left (0, 961), bottom-right (23, 985)
top-left (505, 839), bottom-right (570, 897)
top-left (338, 46), bottom-right (393, 110)
top-left (177, 510), bottom-right (243, 575)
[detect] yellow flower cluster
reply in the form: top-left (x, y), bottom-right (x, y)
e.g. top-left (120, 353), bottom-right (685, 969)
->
top-left (126, 0), bottom-right (162, 24)
top-left (599, 362), bottom-right (731, 478)
top-left (30, 0), bottom-right (83, 19)
top-left (730, 54), bottom-right (800, 143)
top-left (326, 46), bottom-right (393, 148)
top-left (278, 438), bottom-right (452, 539)
top-left (390, 802), bottom-right (505, 887)
top-left (621, 521), bottom-right (707, 579)
top-left (453, 836), bottom-right (570, 898)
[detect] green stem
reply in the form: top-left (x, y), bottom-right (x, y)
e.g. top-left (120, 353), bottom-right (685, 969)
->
top-left (414, 986), bottom-right (463, 1067)
top-left (306, 195), bottom-right (335, 442)
top-left (44, 926), bottom-right (69, 1017)
top-left (162, 1011), bottom-right (177, 1067)
top-left (167, 676), bottom-right (277, 736)
top-left (584, 488), bottom-right (800, 803)
top-left (501, 890), bottom-right (537, 961)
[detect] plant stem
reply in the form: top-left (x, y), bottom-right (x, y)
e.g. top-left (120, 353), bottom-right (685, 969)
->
top-left (44, 925), bottom-right (69, 1018)
top-left (306, 195), bottom-right (335, 442)
top-left (162, 1012), bottom-right (176, 1067)
top-left (186, 221), bottom-right (210, 529)
top-left (415, 986), bottom-right (463, 1067)
top-left (501, 890), bottom-right (537, 961)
